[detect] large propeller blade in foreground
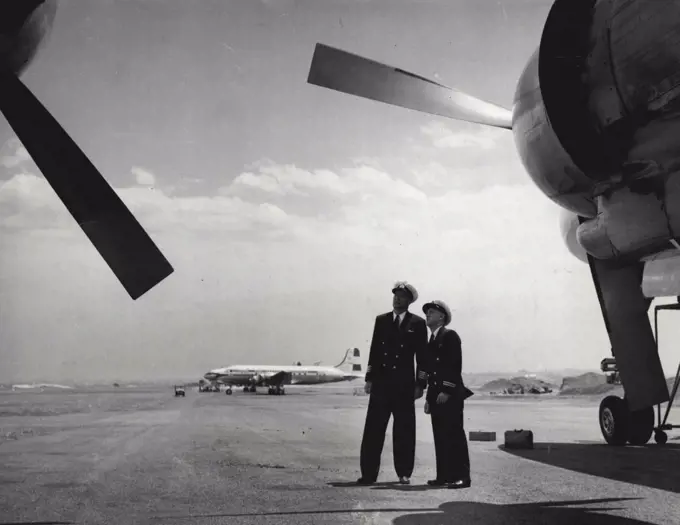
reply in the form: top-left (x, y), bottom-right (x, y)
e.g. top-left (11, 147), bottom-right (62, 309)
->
top-left (307, 43), bottom-right (513, 130)
top-left (0, 70), bottom-right (174, 300)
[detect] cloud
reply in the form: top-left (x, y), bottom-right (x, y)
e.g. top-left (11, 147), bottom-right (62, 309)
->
top-left (131, 166), bottom-right (156, 186)
top-left (420, 120), bottom-right (506, 150)
top-left (0, 137), bottom-right (31, 170)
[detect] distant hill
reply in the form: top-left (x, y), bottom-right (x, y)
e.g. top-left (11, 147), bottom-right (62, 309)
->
top-left (558, 373), bottom-right (677, 397)
top-left (463, 369), bottom-right (596, 389)
top-left (479, 376), bottom-right (558, 394)
top-left (558, 372), bottom-right (609, 395)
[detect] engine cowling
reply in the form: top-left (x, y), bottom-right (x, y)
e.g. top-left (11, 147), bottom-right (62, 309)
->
top-left (516, 0), bottom-right (680, 262)
top-left (0, 1), bottom-right (57, 76)
top-left (559, 208), bottom-right (588, 263)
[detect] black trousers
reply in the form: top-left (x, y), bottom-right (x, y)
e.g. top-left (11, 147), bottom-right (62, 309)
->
top-left (429, 394), bottom-right (470, 481)
top-left (360, 381), bottom-right (415, 480)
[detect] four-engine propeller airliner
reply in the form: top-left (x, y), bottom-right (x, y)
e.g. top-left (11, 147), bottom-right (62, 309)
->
top-left (202, 348), bottom-right (363, 395)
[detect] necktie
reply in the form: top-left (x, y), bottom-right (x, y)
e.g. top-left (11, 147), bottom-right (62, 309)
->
top-left (393, 315), bottom-right (400, 330)
top-left (429, 333), bottom-right (435, 344)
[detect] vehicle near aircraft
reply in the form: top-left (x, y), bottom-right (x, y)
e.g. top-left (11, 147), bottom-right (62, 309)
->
top-left (203, 348), bottom-right (363, 396)
top-left (0, 0), bottom-right (173, 300)
top-left (306, 0), bottom-right (680, 446)
top-left (174, 385), bottom-right (185, 397)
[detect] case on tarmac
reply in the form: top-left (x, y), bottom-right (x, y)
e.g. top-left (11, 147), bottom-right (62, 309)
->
top-left (504, 429), bottom-right (533, 449)
top-left (469, 431), bottom-right (496, 442)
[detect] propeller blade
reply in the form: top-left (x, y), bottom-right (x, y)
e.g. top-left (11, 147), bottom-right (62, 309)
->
top-left (307, 43), bottom-right (513, 129)
top-left (0, 70), bottom-right (174, 300)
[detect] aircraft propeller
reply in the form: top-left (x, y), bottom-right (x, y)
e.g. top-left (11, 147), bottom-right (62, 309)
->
top-left (0, 1), bottom-right (174, 300)
top-left (307, 43), bottom-right (513, 130)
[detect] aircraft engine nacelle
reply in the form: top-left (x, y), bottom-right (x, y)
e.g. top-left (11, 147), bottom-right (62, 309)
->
top-left (559, 208), bottom-right (588, 264)
top-left (0, 1), bottom-right (58, 76)
top-left (515, 0), bottom-right (680, 262)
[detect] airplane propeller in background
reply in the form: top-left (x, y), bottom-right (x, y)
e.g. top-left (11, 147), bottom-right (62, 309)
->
top-left (0, 0), bottom-right (174, 300)
top-left (307, 43), bottom-right (513, 130)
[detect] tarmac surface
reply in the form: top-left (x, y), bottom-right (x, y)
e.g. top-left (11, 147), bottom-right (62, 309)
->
top-left (0, 384), bottom-right (679, 524)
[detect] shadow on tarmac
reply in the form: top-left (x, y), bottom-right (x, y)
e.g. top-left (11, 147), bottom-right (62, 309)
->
top-left (143, 498), bottom-right (648, 523)
top-left (392, 498), bottom-right (654, 525)
top-left (500, 442), bottom-right (680, 493)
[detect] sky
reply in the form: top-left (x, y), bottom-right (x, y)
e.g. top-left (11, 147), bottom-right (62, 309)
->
top-left (1, 0), bottom-right (678, 384)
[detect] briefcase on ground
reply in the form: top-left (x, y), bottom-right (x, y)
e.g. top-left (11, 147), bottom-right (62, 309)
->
top-left (504, 429), bottom-right (533, 449)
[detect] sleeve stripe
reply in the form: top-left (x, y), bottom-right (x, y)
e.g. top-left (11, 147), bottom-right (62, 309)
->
top-left (443, 381), bottom-right (456, 388)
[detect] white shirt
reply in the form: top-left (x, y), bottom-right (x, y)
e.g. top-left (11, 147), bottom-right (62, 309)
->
top-left (429, 326), bottom-right (442, 340)
top-left (393, 311), bottom-right (406, 326)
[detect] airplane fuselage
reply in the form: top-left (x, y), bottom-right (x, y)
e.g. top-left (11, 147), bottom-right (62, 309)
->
top-left (204, 364), bottom-right (360, 386)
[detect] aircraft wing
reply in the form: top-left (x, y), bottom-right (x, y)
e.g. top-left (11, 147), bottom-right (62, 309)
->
top-left (211, 370), bottom-right (292, 387)
top-left (252, 371), bottom-right (291, 387)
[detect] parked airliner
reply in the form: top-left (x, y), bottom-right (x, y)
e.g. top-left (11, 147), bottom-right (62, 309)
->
top-left (202, 348), bottom-right (363, 395)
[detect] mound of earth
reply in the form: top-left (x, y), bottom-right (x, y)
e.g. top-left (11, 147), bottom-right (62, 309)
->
top-left (480, 376), bottom-right (557, 394)
top-left (558, 373), bottom-right (677, 396)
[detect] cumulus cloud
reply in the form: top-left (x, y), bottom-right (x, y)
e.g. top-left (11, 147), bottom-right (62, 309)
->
top-left (420, 121), bottom-right (506, 150)
top-left (132, 166), bottom-right (156, 186)
top-left (0, 138), bottom-right (31, 169)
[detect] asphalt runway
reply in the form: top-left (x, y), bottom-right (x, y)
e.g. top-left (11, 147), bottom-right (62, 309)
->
top-left (0, 385), bottom-right (679, 524)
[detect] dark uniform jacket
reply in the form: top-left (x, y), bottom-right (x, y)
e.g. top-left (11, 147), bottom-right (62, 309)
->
top-left (365, 311), bottom-right (428, 390)
top-left (424, 326), bottom-right (473, 402)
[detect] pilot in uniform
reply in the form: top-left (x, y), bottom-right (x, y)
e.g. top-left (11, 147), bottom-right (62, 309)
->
top-left (357, 281), bottom-right (428, 485)
top-left (422, 299), bottom-right (473, 489)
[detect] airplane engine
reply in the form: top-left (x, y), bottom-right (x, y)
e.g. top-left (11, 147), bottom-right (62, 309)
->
top-left (558, 208), bottom-right (588, 263)
top-left (0, 1), bottom-right (57, 76)
top-left (516, 0), bottom-right (680, 263)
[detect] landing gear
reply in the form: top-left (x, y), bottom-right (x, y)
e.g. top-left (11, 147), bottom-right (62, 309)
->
top-left (598, 395), bottom-right (655, 446)
top-left (598, 299), bottom-right (680, 446)
top-left (225, 388), bottom-right (232, 395)
top-left (654, 429), bottom-right (668, 445)
top-left (628, 405), bottom-right (655, 445)
top-left (599, 395), bottom-right (629, 446)
top-left (268, 385), bottom-right (285, 395)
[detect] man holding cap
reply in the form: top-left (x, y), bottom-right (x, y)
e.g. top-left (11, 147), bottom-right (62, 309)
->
top-left (422, 299), bottom-right (473, 489)
top-left (357, 281), bottom-right (428, 485)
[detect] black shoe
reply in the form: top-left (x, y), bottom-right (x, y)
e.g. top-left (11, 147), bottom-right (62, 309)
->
top-left (356, 477), bottom-right (376, 485)
top-left (446, 478), bottom-right (471, 489)
top-left (427, 479), bottom-right (446, 486)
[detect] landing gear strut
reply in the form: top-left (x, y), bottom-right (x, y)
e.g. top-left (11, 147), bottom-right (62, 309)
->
top-left (268, 385), bottom-right (285, 395)
top-left (599, 301), bottom-right (680, 446)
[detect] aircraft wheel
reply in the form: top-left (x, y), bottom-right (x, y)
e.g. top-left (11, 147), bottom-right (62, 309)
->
top-left (599, 395), bottom-right (629, 446)
top-left (654, 430), bottom-right (668, 445)
top-left (627, 406), bottom-right (654, 445)
top-left (226, 389), bottom-right (232, 395)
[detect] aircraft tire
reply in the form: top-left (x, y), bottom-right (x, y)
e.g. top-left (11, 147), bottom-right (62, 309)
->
top-left (627, 406), bottom-right (654, 445)
top-left (599, 395), bottom-right (629, 446)
top-left (654, 430), bottom-right (668, 445)
top-left (225, 389), bottom-right (232, 395)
